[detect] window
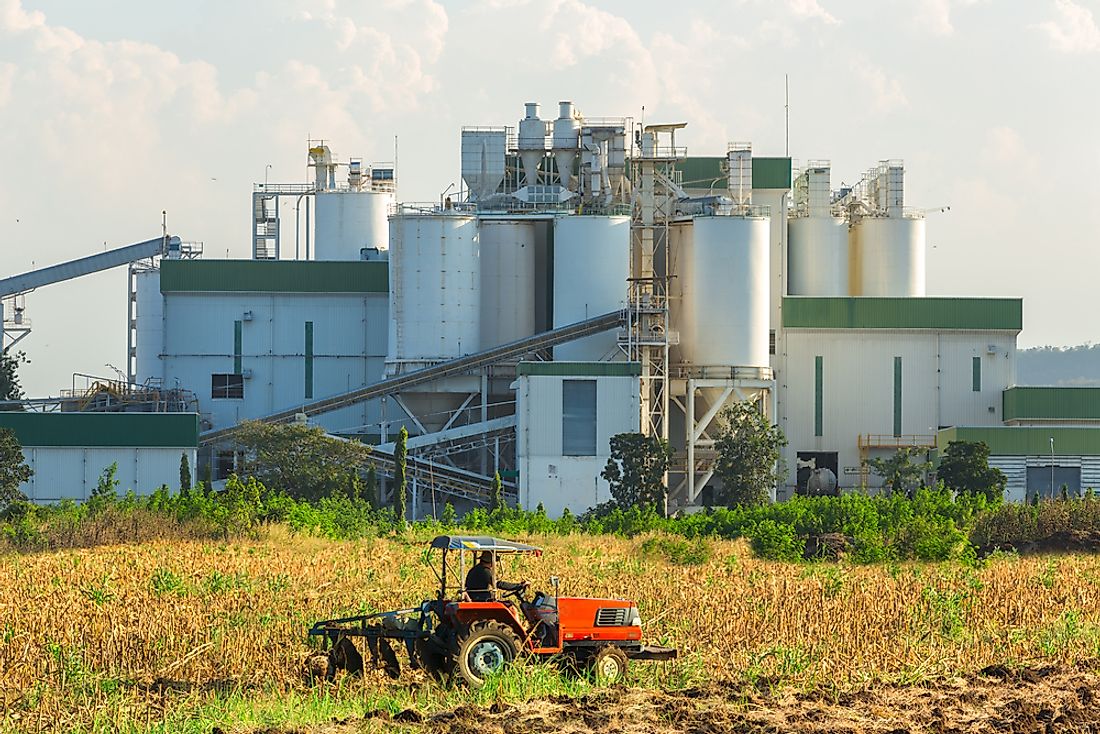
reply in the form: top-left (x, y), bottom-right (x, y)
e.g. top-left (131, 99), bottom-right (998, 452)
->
top-left (769, 330), bottom-right (776, 356)
top-left (211, 373), bottom-right (244, 399)
top-left (972, 356), bottom-right (981, 392)
top-left (562, 380), bottom-right (597, 456)
top-left (214, 450), bottom-right (236, 481)
top-left (814, 356), bottom-right (823, 437)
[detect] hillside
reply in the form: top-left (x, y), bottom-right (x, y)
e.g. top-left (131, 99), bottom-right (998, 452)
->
top-left (1018, 344), bottom-right (1100, 386)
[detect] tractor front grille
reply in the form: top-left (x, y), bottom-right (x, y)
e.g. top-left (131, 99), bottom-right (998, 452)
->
top-left (594, 607), bottom-right (629, 627)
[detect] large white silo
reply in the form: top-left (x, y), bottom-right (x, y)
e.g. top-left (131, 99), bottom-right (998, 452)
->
top-left (134, 268), bottom-right (163, 384)
top-left (314, 190), bottom-right (393, 261)
top-left (386, 213), bottom-right (480, 374)
top-left (850, 215), bottom-right (926, 297)
top-left (479, 219), bottom-right (537, 350)
top-left (788, 216), bottom-right (849, 296)
top-left (552, 215), bottom-right (629, 361)
top-left (676, 215), bottom-right (770, 368)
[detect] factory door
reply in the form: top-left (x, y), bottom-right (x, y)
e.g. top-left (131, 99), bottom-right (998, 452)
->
top-left (795, 451), bottom-right (839, 495)
top-left (1026, 465), bottom-right (1081, 501)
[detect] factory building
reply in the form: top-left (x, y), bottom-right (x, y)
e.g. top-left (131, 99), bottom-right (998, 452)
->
top-left (0, 413), bottom-right (198, 502)
top-left (10, 99), bottom-right (1098, 511)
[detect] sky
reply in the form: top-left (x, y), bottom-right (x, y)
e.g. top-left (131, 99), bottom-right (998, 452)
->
top-left (1, 0), bottom-right (1098, 397)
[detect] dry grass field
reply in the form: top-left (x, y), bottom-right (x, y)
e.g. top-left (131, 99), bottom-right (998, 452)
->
top-left (4, 528), bottom-right (1100, 732)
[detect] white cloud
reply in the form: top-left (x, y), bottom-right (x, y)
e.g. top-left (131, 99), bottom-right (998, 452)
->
top-left (786, 0), bottom-right (839, 24)
top-left (982, 126), bottom-right (1039, 171)
top-left (851, 57), bottom-right (908, 113)
top-left (1038, 0), bottom-right (1100, 53)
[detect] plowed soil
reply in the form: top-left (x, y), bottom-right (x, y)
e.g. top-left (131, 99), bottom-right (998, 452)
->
top-left (254, 665), bottom-right (1100, 734)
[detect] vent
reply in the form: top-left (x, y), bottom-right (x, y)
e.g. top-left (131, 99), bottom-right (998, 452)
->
top-left (595, 607), bottom-right (629, 627)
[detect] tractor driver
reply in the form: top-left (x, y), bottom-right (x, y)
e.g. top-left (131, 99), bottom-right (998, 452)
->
top-left (465, 551), bottom-right (526, 602)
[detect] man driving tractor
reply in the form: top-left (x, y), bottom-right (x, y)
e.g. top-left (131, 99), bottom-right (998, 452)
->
top-left (464, 550), bottom-right (526, 601)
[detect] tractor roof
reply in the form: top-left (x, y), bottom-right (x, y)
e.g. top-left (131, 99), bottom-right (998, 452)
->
top-left (429, 535), bottom-right (542, 554)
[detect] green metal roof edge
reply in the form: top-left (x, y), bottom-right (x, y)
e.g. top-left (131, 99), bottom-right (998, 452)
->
top-left (782, 297), bottom-right (1023, 331)
top-left (679, 157), bottom-right (792, 191)
top-left (0, 413), bottom-right (200, 448)
top-left (1003, 386), bottom-right (1100, 421)
top-left (517, 361), bottom-right (642, 377)
top-left (160, 260), bottom-right (389, 294)
top-left (937, 426), bottom-right (1100, 456)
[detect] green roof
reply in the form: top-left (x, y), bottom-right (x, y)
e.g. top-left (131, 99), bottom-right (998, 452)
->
top-left (937, 426), bottom-right (1100, 457)
top-left (517, 361), bottom-right (642, 377)
top-left (782, 297), bottom-right (1023, 331)
top-left (1003, 387), bottom-right (1100, 422)
top-left (160, 260), bottom-right (388, 294)
top-left (679, 157), bottom-right (792, 191)
top-left (0, 413), bottom-right (199, 448)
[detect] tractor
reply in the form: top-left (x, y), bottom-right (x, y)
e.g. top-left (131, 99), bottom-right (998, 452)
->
top-left (307, 535), bottom-right (676, 687)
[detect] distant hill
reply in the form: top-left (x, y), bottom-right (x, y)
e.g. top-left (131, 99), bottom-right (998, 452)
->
top-left (1018, 344), bottom-right (1100, 386)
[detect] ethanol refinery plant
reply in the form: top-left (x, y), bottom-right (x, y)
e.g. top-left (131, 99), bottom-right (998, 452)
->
top-left (11, 98), bottom-right (1098, 512)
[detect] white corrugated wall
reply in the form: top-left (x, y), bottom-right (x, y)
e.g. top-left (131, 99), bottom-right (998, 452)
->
top-left (20, 446), bottom-right (198, 503)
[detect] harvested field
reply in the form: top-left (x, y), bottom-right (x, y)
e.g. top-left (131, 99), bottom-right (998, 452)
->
top-left (4, 528), bottom-right (1100, 732)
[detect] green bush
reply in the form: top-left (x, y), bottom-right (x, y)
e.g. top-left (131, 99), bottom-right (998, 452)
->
top-left (747, 519), bottom-right (802, 562)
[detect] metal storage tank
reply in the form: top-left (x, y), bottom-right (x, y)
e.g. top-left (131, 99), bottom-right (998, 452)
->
top-left (552, 215), bottom-right (629, 361)
top-left (386, 213), bottom-right (480, 374)
top-left (788, 216), bottom-right (849, 296)
top-left (479, 219), bottom-right (536, 350)
top-left (676, 215), bottom-right (770, 368)
top-left (851, 216), bottom-right (926, 297)
top-left (314, 190), bottom-right (393, 261)
top-left (134, 268), bottom-right (163, 384)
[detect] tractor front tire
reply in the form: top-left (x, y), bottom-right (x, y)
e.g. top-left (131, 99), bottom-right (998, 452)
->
top-left (587, 645), bottom-right (629, 685)
top-left (454, 621), bottom-right (520, 688)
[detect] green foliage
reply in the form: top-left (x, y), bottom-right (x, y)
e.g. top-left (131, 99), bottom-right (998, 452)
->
top-left (601, 432), bottom-right (673, 515)
top-left (394, 426), bottom-right (408, 524)
top-left (747, 519), bottom-right (802, 561)
top-left (233, 420), bottom-right (372, 500)
top-left (638, 534), bottom-right (712, 565)
top-left (440, 502), bottom-right (457, 527)
top-left (86, 462), bottom-right (120, 516)
top-left (937, 440), bottom-right (1006, 502)
top-left (364, 464), bottom-right (379, 509)
top-left (712, 400), bottom-right (788, 507)
top-left (0, 427), bottom-right (32, 510)
top-left (179, 453), bottom-right (192, 497)
top-left (490, 471), bottom-right (504, 513)
top-left (864, 447), bottom-right (932, 498)
top-left (0, 350), bottom-right (28, 407)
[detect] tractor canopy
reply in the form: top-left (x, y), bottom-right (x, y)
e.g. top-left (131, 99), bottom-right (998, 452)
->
top-left (429, 535), bottom-right (543, 555)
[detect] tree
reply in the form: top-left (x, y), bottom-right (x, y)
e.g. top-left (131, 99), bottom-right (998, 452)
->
top-left (179, 453), bottom-right (192, 497)
top-left (864, 447), bottom-right (932, 498)
top-left (364, 464), bottom-right (379, 508)
top-left (394, 426), bottom-right (408, 523)
top-left (936, 440), bottom-right (1006, 503)
top-left (233, 420), bottom-right (371, 500)
top-left (601, 432), bottom-right (673, 514)
top-left (0, 427), bottom-right (32, 509)
top-left (0, 351), bottom-right (28, 410)
top-left (489, 471), bottom-right (504, 513)
top-left (712, 400), bottom-right (787, 507)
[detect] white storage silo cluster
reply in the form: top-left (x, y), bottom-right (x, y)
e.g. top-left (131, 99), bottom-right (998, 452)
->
top-left (788, 162), bottom-right (849, 296)
top-left (479, 219), bottom-right (537, 350)
top-left (313, 191), bottom-right (392, 262)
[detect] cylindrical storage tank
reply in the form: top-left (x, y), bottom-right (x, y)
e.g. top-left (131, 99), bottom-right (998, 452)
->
top-left (134, 268), bottom-right (163, 384)
top-left (552, 215), bottom-right (629, 361)
top-left (386, 214), bottom-right (480, 374)
top-left (679, 215), bottom-right (770, 368)
top-left (479, 219), bottom-right (537, 350)
top-left (667, 221), bottom-right (692, 365)
top-left (787, 216), bottom-right (849, 296)
top-left (852, 216), bottom-right (926, 297)
top-left (314, 190), bottom-right (393, 261)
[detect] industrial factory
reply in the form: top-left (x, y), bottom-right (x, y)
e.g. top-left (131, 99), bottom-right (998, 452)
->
top-left (4, 99), bottom-right (1099, 512)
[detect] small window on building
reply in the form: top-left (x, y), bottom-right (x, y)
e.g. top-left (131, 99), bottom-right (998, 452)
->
top-left (562, 380), bottom-right (597, 456)
top-left (211, 373), bottom-right (244, 399)
top-left (972, 356), bottom-right (981, 392)
top-left (769, 330), bottom-right (776, 356)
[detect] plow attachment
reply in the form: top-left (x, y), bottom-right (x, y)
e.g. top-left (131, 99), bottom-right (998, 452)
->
top-left (306, 609), bottom-right (440, 682)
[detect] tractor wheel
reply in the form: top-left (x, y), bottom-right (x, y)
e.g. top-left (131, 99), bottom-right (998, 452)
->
top-left (415, 637), bottom-right (450, 682)
top-left (587, 646), bottom-right (629, 685)
top-left (455, 621), bottom-right (520, 688)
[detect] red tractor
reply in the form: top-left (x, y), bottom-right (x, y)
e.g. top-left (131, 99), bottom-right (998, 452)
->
top-left (308, 535), bottom-right (676, 687)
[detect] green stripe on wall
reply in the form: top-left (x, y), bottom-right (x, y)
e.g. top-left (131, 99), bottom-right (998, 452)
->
top-left (1003, 387), bottom-right (1100, 421)
top-left (160, 259), bottom-right (388, 293)
top-left (972, 356), bottom-right (981, 392)
top-left (782, 297), bottom-right (1023, 331)
top-left (893, 357), bottom-right (902, 437)
top-left (0, 412), bottom-right (199, 448)
top-left (938, 426), bottom-right (1100, 456)
top-left (814, 356), bottom-right (823, 437)
top-left (233, 321), bottom-right (243, 375)
top-left (305, 321), bottom-right (314, 399)
top-left (516, 361), bottom-right (641, 377)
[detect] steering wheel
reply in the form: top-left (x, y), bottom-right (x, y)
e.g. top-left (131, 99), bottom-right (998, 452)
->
top-left (502, 581), bottom-right (530, 601)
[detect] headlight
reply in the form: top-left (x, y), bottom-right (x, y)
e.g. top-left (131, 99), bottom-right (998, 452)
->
top-left (629, 606), bottom-right (641, 627)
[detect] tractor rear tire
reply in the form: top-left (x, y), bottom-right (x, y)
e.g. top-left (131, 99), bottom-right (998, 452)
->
top-left (454, 620), bottom-right (520, 688)
top-left (587, 645), bottom-right (629, 685)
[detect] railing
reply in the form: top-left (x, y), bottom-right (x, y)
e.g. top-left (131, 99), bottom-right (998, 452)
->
top-left (670, 365), bottom-right (774, 381)
top-left (858, 434), bottom-right (936, 449)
